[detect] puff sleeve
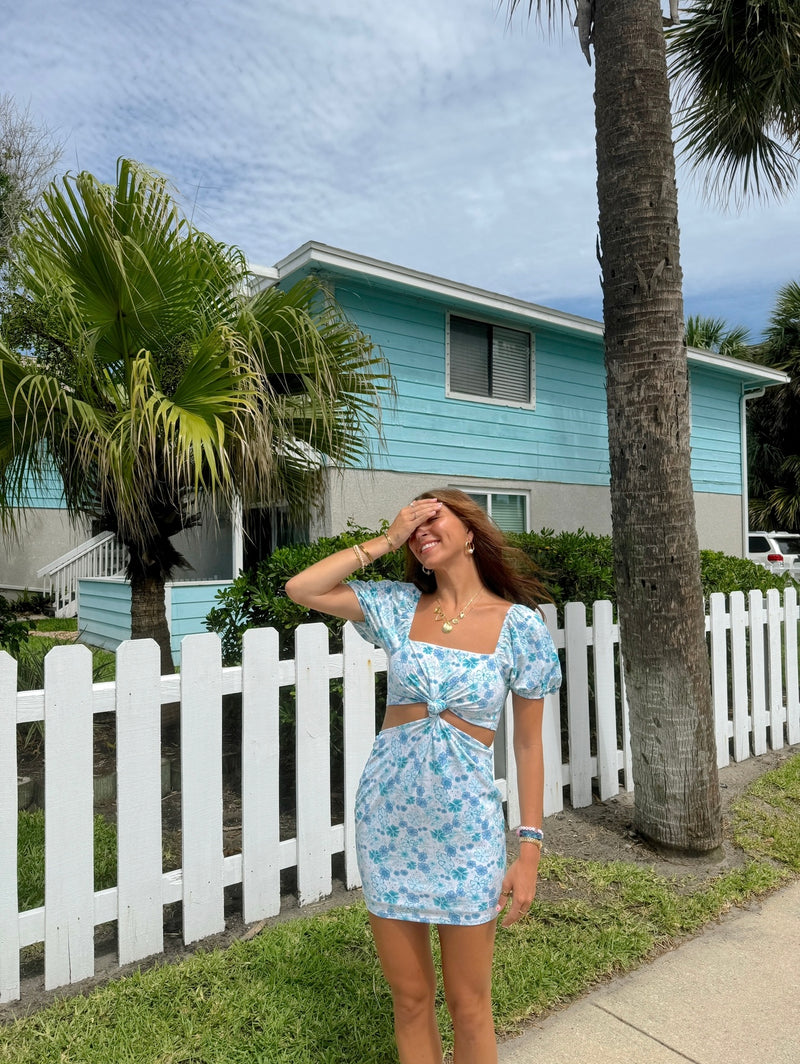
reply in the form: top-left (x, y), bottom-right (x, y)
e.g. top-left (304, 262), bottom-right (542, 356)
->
top-left (507, 605), bottom-right (561, 699)
top-left (346, 580), bottom-right (411, 652)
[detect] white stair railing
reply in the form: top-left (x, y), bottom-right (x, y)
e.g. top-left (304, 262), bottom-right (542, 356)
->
top-left (37, 532), bottom-right (128, 617)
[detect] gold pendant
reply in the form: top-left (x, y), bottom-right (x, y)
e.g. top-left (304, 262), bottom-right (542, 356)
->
top-left (442, 621), bottom-right (453, 633)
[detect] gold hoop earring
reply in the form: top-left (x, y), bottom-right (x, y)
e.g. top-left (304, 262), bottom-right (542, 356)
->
top-left (465, 539), bottom-right (475, 556)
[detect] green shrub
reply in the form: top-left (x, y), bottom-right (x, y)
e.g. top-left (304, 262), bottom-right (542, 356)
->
top-left (699, 550), bottom-right (791, 599)
top-left (15, 637), bottom-right (116, 693)
top-left (10, 588), bottom-right (51, 615)
top-left (509, 529), bottom-right (616, 611)
top-left (206, 522), bottom-right (405, 665)
top-left (0, 594), bottom-right (30, 656)
top-left (207, 529), bottom-right (793, 662)
top-left (206, 528), bottom-right (794, 804)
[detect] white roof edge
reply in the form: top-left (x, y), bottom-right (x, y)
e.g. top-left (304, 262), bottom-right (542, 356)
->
top-left (273, 241), bottom-right (605, 337)
top-left (686, 345), bottom-right (789, 384)
top-left (247, 262), bottom-right (279, 280)
top-left (267, 243), bottom-right (788, 386)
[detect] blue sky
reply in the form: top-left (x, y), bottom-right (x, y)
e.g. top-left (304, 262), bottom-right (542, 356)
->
top-left (2, 0), bottom-right (798, 339)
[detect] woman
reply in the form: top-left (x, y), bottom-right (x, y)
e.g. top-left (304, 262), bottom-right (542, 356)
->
top-left (285, 489), bottom-right (561, 1064)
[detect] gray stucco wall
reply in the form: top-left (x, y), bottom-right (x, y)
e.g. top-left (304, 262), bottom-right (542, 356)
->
top-left (0, 509), bottom-right (235, 599)
top-left (317, 469), bottom-right (744, 557)
top-left (171, 513), bottom-right (235, 582)
top-left (0, 510), bottom-right (91, 594)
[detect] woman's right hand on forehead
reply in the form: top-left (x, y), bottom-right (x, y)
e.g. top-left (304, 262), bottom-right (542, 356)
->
top-left (388, 498), bottom-right (441, 546)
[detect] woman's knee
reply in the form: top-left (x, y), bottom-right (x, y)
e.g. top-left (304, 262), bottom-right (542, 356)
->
top-left (444, 984), bottom-right (493, 1032)
top-left (390, 973), bottom-right (437, 1023)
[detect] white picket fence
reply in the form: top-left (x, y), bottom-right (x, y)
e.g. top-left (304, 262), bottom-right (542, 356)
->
top-left (2, 588), bottom-right (799, 1004)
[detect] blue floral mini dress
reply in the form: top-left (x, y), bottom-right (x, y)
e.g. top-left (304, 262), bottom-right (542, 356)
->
top-left (348, 580), bottom-right (562, 926)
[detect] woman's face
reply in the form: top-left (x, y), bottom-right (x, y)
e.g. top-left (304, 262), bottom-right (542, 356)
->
top-left (408, 503), bottom-right (472, 571)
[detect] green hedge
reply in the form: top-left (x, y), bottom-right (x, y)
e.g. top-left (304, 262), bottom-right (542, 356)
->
top-left (206, 528), bottom-right (792, 666)
top-left (206, 522), bottom-right (404, 665)
top-left (0, 594), bottom-right (30, 656)
top-left (205, 529), bottom-right (792, 805)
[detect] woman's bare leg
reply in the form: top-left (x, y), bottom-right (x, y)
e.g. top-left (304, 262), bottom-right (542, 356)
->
top-left (438, 921), bottom-right (498, 1064)
top-left (369, 914), bottom-right (443, 1064)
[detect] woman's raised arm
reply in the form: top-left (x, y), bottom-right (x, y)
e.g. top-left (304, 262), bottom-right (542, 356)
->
top-left (284, 498), bottom-right (440, 620)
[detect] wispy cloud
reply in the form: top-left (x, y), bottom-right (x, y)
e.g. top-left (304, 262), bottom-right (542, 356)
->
top-left (2, 0), bottom-right (797, 337)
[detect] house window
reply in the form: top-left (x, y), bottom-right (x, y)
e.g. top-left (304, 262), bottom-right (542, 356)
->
top-left (448, 315), bottom-right (533, 406)
top-left (464, 491), bottom-right (528, 534)
top-left (243, 506), bottom-right (307, 570)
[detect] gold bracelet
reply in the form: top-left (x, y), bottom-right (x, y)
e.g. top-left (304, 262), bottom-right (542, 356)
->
top-left (382, 530), bottom-right (395, 550)
top-left (352, 544), bottom-right (366, 569)
top-left (519, 837), bottom-right (543, 850)
top-left (359, 543), bottom-right (374, 563)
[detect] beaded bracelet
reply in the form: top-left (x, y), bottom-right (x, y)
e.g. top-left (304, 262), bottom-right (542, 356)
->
top-left (519, 837), bottom-right (543, 850)
top-left (352, 544), bottom-right (368, 569)
top-left (516, 826), bottom-right (544, 841)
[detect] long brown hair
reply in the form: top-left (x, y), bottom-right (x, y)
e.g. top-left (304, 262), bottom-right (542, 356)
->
top-left (403, 488), bottom-right (552, 609)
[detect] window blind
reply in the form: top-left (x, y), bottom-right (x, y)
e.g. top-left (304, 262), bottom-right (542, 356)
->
top-left (449, 315), bottom-right (531, 403)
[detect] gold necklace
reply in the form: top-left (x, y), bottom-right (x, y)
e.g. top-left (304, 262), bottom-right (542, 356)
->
top-left (433, 589), bottom-right (482, 634)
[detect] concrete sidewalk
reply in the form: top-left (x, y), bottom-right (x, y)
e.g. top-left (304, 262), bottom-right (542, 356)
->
top-left (498, 879), bottom-right (800, 1064)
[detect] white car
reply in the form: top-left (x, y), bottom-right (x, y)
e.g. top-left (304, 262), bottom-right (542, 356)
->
top-left (747, 531), bottom-right (800, 579)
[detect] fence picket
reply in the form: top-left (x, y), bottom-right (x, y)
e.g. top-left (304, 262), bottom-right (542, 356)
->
top-left (116, 640), bottom-right (164, 966)
top-left (241, 626), bottom-right (281, 922)
top-left (730, 593), bottom-right (750, 760)
top-left (295, 624), bottom-right (332, 906)
top-left (180, 634), bottom-right (225, 944)
top-left (766, 589), bottom-right (785, 751)
top-left (619, 658), bottom-right (633, 791)
top-left (748, 591), bottom-right (768, 756)
top-left (785, 587), bottom-right (800, 745)
top-left (0, 653), bottom-right (19, 1003)
top-left (540, 604), bottom-right (563, 817)
top-left (44, 644), bottom-right (95, 990)
top-left (342, 623), bottom-right (379, 889)
top-left (564, 602), bottom-right (592, 808)
top-left (593, 600), bottom-right (619, 800)
top-left (709, 593), bottom-right (730, 767)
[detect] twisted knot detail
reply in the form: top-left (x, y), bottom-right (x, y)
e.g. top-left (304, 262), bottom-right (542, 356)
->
top-left (427, 699), bottom-right (447, 716)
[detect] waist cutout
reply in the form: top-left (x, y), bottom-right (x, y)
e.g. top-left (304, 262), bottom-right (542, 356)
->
top-left (382, 703), bottom-right (495, 747)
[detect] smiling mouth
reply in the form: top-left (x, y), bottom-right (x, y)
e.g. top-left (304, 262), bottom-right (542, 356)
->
top-left (419, 541), bottom-right (439, 553)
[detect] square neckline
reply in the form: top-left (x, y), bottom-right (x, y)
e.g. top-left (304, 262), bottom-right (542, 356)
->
top-left (405, 585), bottom-right (515, 657)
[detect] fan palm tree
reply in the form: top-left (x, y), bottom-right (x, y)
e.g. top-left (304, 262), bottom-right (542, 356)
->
top-left (685, 315), bottom-right (751, 357)
top-left (668, 0), bottom-right (800, 204)
top-left (748, 281), bottom-right (800, 530)
top-left (0, 159), bottom-right (390, 673)
top-left (505, 0), bottom-right (799, 852)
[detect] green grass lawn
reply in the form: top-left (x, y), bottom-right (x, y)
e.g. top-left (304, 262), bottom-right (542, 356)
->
top-left (2, 755), bottom-right (799, 1063)
top-left (17, 809), bottom-right (118, 912)
top-left (28, 618), bottom-right (78, 633)
top-left (15, 635), bottom-right (115, 690)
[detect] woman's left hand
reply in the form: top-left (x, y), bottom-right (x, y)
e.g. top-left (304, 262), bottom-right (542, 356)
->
top-left (497, 855), bottom-right (540, 928)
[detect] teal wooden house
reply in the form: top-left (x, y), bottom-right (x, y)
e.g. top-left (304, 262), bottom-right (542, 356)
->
top-left (270, 243), bottom-right (786, 554)
top-left (1, 243), bottom-right (787, 659)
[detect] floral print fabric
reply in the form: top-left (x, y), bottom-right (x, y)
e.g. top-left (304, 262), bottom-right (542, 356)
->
top-left (348, 580), bottom-right (562, 925)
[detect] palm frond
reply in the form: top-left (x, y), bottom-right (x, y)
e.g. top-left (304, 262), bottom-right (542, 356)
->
top-left (668, 0), bottom-right (800, 204)
top-left (685, 313), bottom-right (751, 355)
top-left (0, 346), bottom-right (107, 525)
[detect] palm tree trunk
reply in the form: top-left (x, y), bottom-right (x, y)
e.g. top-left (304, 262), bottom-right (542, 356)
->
top-left (593, 0), bottom-right (721, 851)
top-left (129, 571), bottom-right (174, 676)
